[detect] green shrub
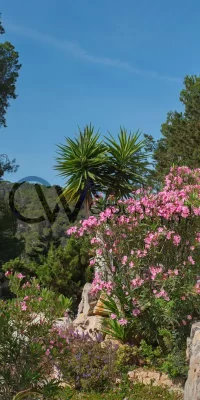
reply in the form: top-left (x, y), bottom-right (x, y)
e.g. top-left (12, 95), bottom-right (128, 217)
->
top-left (0, 271), bottom-right (71, 400)
top-left (3, 236), bottom-right (92, 311)
top-left (58, 332), bottom-right (118, 393)
top-left (61, 383), bottom-right (183, 399)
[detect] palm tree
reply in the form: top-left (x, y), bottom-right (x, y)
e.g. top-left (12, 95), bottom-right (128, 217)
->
top-left (55, 124), bottom-right (107, 217)
top-left (55, 125), bottom-right (149, 218)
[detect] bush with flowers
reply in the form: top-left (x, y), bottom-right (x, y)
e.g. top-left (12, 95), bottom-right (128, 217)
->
top-left (0, 271), bottom-right (72, 400)
top-left (67, 166), bottom-right (200, 378)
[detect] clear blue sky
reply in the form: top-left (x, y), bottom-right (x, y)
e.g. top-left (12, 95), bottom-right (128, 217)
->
top-left (1, 0), bottom-right (199, 185)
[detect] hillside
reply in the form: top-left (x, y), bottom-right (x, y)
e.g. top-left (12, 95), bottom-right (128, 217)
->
top-left (0, 180), bottom-right (86, 265)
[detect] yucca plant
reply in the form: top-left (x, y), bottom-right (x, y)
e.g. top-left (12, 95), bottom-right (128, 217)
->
top-left (104, 128), bottom-right (149, 198)
top-left (55, 125), bottom-right (149, 217)
top-left (55, 124), bottom-right (107, 217)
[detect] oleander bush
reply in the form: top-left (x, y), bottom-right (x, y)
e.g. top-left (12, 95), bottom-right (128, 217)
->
top-left (68, 166), bottom-right (200, 377)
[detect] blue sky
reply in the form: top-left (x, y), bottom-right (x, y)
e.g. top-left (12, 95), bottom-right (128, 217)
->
top-left (1, 0), bottom-right (200, 185)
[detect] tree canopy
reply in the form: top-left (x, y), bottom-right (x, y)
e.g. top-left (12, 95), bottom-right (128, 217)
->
top-left (0, 16), bottom-right (21, 128)
top-left (151, 75), bottom-right (200, 185)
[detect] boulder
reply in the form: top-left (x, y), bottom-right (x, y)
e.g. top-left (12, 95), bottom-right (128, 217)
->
top-left (73, 313), bottom-right (104, 339)
top-left (184, 322), bottom-right (200, 399)
top-left (77, 283), bottom-right (99, 316)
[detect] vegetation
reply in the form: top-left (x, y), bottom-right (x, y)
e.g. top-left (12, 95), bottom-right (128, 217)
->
top-left (149, 75), bottom-right (200, 186)
top-left (0, 272), bottom-right (71, 400)
top-left (62, 385), bottom-right (182, 400)
top-left (0, 16), bottom-right (21, 128)
top-left (69, 166), bottom-right (200, 378)
top-left (3, 236), bottom-right (92, 310)
top-left (55, 125), bottom-right (149, 217)
top-left (2, 20), bottom-right (200, 396)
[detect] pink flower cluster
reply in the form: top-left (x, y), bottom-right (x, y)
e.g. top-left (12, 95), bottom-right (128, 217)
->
top-left (90, 272), bottom-right (114, 296)
top-left (67, 166), bottom-right (200, 327)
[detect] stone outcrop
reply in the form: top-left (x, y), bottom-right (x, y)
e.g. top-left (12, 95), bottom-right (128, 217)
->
top-left (72, 283), bottom-right (108, 337)
top-left (77, 283), bottom-right (97, 316)
top-left (184, 322), bottom-right (200, 399)
top-left (73, 313), bottom-right (104, 338)
top-left (128, 368), bottom-right (184, 393)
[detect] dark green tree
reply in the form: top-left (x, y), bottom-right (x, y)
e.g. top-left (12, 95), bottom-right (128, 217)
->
top-left (0, 16), bottom-right (21, 128)
top-left (3, 236), bottom-right (92, 311)
top-left (151, 75), bottom-right (200, 185)
top-left (0, 199), bottom-right (24, 267)
top-left (0, 154), bottom-right (18, 180)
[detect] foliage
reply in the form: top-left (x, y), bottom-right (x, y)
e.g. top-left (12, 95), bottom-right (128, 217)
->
top-left (105, 128), bottom-right (149, 198)
top-left (0, 180), bottom-right (88, 272)
top-left (0, 16), bottom-right (21, 128)
top-left (161, 350), bottom-right (188, 379)
top-left (0, 271), bottom-right (71, 400)
top-left (150, 75), bottom-right (200, 185)
top-left (0, 197), bottom-right (24, 267)
top-left (55, 124), bottom-right (107, 213)
top-left (61, 383), bottom-right (183, 400)
top-left (69, 166), bottom-right (200, 376)
top-left (57, 331), bottom-right (118, 392)
top-left (0, 154), bottom-right (18, 180)
top-left (55, 125), bottom-right (149, 216)
top-left (3, 235), bottom-right (92, 310)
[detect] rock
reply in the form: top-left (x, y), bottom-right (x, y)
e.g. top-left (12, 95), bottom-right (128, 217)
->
top-left (93, 294), bottom-right (110, 316)
top-left (128, 368), bottom-right (183, 393)
top-left (77, 283), bottom-right (99, 316)
top-left (72, 313), bottom-right (104, 339)
top-left (184, 322), bottom-right (200, 399)
top-left (54, 316), bottom-right (72, 330)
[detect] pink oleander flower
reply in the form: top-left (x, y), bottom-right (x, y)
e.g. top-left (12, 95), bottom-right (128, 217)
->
top-left (155, 289), bottom-right (170, 301)
top-left (20, 301), bottom-right (27, 311)
top-left (129, 261), bottom-right (134, 268)
top-left (22, 282), bottom-right (31, 288)
top-left (17, 273), bottom-right (25, 279)
top-left (96, 248), bottom-right (103, 256)
top-left (91, 237), bottom-right (100, 244)
top-left (132, 308), bottom-right (141, 317)
top-left (182, 320), bottom-right (187, 326)
top-left (23, 296), bottom-right (29, 301)
top-left (174, 269), bottom-right (179, 276)
top-left (149, 266), bottom-right (163, 280)
top-left (122, 256), bottom-right (128, 265)
top-left (187, 315), bottom-right (192, 320)
top-left (181, 296), bottom-right (186, 300)
top-left (110, 313), bottom-right (117, 320)
top-left (45, 348), bottom-right (50, 356)
top-left (131, 277), bottom-right (144, 288)
top-left (118, 318), bottom-right (128, 326)
top-left (89, 259), bottom-right (96, 266)
top-left (173, 234), bottom-right (181, 246)
top-left (67, 226), bottom-right (78, 235)
top-left (5, 270), bottom-right (12, 277)
top-left (188, 256), bottom-right (195, 265)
